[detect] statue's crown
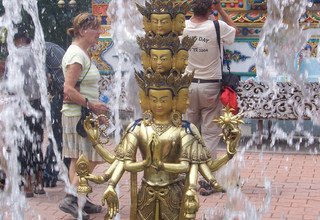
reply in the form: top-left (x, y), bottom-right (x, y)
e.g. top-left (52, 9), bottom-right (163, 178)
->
top-left (179, 35), bottom-right (196, 51)
top-left (136, 0), bottom-right (189, 20)
top-left (137, 35), bottom-right (196, 55)
top-left (135, 70), bottom-right (194, 96)
top-left (137, 35), bottom-right (179, 54)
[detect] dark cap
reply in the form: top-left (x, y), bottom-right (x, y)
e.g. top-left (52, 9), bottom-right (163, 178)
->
top-left (14, 26), bottom-right (31, 43)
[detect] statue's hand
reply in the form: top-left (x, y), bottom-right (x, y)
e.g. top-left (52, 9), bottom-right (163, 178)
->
top-left (85, 174), bottom-right (108, 184)
top-left (184, 188), bottom-right (199, 219)
top-left (144, 134), bottom-right (159, 168)
top-left (102, 185), bottom-right (119, 219)
top-left (83, 114), bottom-right (100, 146)
top-left (144, 141), bottom-right (152, 168)
top-left (151, 133), bottom-right (163, 169)
top-left (226, 126), bottom-right (241, 157)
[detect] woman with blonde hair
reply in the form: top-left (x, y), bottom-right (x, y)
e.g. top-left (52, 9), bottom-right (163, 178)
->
top-left (58, 12), bottom-right (108, 220)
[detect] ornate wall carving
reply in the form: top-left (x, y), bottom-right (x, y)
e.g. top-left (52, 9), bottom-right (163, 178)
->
top-left (237, 80), bottom-right (320, 119)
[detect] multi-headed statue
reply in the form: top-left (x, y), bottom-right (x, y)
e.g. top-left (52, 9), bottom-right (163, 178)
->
top-left (76, 1), bottom-right (243, 220)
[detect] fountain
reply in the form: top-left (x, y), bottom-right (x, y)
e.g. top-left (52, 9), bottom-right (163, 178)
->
top-left (0, 0), bottom-right (319, 219)
top-left (221, 0), bottom-right (320, 219)
top-left (0, 0), bottom-right (69, 219)
top-left (248, 0), bottom-right (320, 148)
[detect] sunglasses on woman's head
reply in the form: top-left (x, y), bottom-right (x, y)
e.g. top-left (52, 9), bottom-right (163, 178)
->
top-left (79, 15), bottom-right (96, 26)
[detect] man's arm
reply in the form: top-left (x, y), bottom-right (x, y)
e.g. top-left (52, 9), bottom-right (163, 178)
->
top-left (212, 2), bottom-right (239, 35)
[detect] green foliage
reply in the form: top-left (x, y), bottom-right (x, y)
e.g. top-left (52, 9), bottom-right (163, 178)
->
top-left (37, 0), bottom-right (92, 49)
top-left (0, 0), bottom-right (91, 49)
top-left (0, 28), bottom-right (7, 60)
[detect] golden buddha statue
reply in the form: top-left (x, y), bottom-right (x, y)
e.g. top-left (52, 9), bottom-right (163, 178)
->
top-left (76, 1), bottom-right (243, 219)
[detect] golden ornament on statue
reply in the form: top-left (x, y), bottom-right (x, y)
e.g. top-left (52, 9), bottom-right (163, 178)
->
top-left (75, 155), bottom-right (92, 195)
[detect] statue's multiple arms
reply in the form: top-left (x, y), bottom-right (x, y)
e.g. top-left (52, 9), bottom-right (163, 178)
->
top-left (188, 163), bottom-right (198, 190)
top-left (207, 124), bottom-right (241, 172)
top-left (85, 160), bottom-right (119, 184)
top-left (82, 107), bottom-right (242, 219)
top-left (198, 163), bottom-right (223, 190)
top-left (102, 185), bottom-right (119, 220)
top-left (162, 160), bottom-right (189, 173)
top-left (184, 164), bottom-right (199, 219)
top-left (83, 114), bottom-right (115, 164)
top-left (101, 161), bottom-right (125, 219)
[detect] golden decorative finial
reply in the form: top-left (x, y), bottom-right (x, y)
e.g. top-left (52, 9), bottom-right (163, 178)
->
top-left (214, 106), bottom-right (244, 129)
top-left (76, 155), bottom-right (92, 195)
top-left (214, 107), bottom-right (243, 156)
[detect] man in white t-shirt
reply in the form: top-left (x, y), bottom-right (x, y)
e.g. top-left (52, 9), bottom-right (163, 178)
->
top-left (183, 0), bottom-right (237, 194)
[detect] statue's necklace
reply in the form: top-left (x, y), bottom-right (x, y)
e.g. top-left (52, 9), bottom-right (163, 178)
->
top-left (151, 123), bottom-right (172, 136)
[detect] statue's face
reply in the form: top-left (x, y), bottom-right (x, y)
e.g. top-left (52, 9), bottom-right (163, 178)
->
top-left (141, 50), bottom-right (150, 70)
top-left (174, 49), bottom-right (188, 73)
top-left (148, 89), bottom-right (174, 118)
top-left (173, 14), bottom-right (186, 35)
top-left (150, 13), bottom-right (172, 36)
top-left (150, 49), bottom-right (173, 74)
top-left (176, 88), bottom-right (189, 114)
top-left (142, 16), bottom-right (151, 33)
top-left (138, 88), bottom-right (149, 112)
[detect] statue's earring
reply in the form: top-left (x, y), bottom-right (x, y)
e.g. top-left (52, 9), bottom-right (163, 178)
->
top-left (170, 109), bottom-right (182, 127)
top-left (143, 110), bottom-right (153, 126)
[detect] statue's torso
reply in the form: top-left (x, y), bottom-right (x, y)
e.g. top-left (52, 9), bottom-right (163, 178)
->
top-left (138, 124), bottom-right (182, 186)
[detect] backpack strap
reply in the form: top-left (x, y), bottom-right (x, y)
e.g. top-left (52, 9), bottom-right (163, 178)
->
top-left (78, 61), bottom-right (91, 84)
top-left (213, 20), bottom-right (231, 75)
top-left (213, 20), bottom-right (221, 54)
top-left (63, 61), bottom-right (92, 104)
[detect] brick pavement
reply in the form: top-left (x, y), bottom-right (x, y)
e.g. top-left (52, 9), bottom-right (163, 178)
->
top-left (3, 151), bottom-right (320, 220)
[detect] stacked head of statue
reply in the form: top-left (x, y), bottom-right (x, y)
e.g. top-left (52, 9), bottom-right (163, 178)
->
top-left (137, 34), bottom-right (196, 74)
top-left (136, 0), bottom-right (189, 37)
top-left (135, 0), bottom-right (196, 124)
top-left (136, 33), bottom-right (196, 124)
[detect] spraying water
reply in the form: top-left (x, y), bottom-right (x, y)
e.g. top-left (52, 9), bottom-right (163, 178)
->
top-left (0, 0), bottom-right (69, 219)
top-left (210, 1), bottom-right (318, 219)
top-left (250, 0), bottom-right (318, 145)
top-left (105, 0), bottom-right (144, 142)
top-left (0, 0), bottom-right (316, 219)
top-left (256, 0), bottom-right (310, 82)
top-left (101, 0), bottom-right (145, 219)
